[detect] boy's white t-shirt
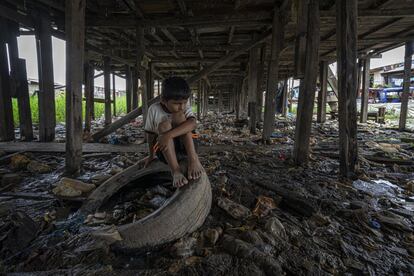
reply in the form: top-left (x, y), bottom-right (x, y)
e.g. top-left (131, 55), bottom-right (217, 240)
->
top-left (144, 102), bottom-right (195, 134)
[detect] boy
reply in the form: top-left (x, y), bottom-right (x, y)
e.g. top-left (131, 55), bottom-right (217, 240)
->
top-left (143, 77), bottom-right (204, 187)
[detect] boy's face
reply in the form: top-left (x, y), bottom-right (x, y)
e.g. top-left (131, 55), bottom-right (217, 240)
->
top-left (162, 99), bottom-right (188, 113)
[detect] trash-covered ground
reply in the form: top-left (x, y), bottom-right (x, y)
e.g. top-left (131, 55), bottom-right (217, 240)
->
top-left (0, 112), bottom-right (413, 275)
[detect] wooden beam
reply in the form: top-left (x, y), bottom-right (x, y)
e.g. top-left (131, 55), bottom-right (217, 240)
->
top-left (125, 65), bottom-right (132, 113)
top-left (65, 0), bottom-right (86, 175)
top-left (399, 41), bottom-right (414, 131)
top-left (103, 56), bottom-right (112, 125)
top-left (256, 43), bottom-right (266, 122)
top-left (360, 58), bottom-right (370, 123)
top-left (0, 142), bottom-right (147, 153)
top-left (84, 62), bottom-right (94, 132)
top-left (112, 73), bottom-right (116, 117)
top-left (137, 24), bottom-right (148, 123)
top-left (0, 18), bottom-right (14, 141)
top-left (317, 61), bottom-right (328, 123)
top-left (16, 59), bottom-right (34, 141)
top-left (336, 0), bottom-right (358, 178)
top-left (293, 0), bottom-right (308, 79)
top-left (35, 14), bottom-right (56, 142)
top-left (293, 0), bottom-right (320, 165)
top-left (247, 34), bottom-right (260, 134)
top-left (186, 29), bottom-right (272, 85)
top-left (263, 6), bottom-right (284, 141)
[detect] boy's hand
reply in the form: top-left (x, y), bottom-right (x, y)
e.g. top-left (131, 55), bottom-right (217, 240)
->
top-left (157, 133), bottom-right (171, 152)
top-left (143, 155), bottom-right (156, 168)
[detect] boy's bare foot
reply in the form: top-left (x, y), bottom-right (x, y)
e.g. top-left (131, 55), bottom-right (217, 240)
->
top-left (188, 159), bottom-right (205, 180)
top-left (173, 171), bottom-right (188, 188)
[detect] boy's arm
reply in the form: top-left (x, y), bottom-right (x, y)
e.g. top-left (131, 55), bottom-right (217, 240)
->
top-left (164, 117), bottom-right (196, 139)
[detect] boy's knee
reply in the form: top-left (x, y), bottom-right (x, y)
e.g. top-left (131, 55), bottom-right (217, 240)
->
top-left (158, 120), bottom-right (172, 134)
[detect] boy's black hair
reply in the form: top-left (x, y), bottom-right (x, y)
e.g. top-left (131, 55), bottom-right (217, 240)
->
top-left (161, 77), bottom-right (191, 101)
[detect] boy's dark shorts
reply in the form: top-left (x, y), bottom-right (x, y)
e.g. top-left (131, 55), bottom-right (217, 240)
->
top-left (156, 136), bottom-right (198, 164)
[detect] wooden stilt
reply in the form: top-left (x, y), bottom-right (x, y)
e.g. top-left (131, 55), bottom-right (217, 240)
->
top-left (125, 65), bottom-right (132, 113)
top-left (256, 44), bottom-right (266, 122)
top-left (16, 59), bottom-right (33, 141)
top-left (203, 84), bottom-right (209, 118)
top-left (0, 19), bottom-right (14, 141)
top-left (147, 62), bottom-right (154, 101)
top-left (360, 58), bottom-right (370, 123)
top-left (282, 78), bottom-right (288, 117)
top-left (6, 20), bottom-right (19, 98)
top-left (336, 0), bottom-right (359, 177)
top-left (112, 73), bottom-right (116, 117)
top-left (84, 62), bottom-right (94, 132)
top-left (235, 81), bottom-right (241, 120)
top-left (248, 33), bottom-right (260, 134)
top-left (263, 6), bottom-right (284, 141)
top-left (136, 25), bottom-right (148, 123)
top-left (132, 67), bottom-right (139, 109)
top-left (317, 61), bottom-right (328, 123)
top-left (218, 90), bottom-right (223, 112)
top-left (197, 80), bottom-right (201, 120)
top-left (294, 0), bottom-right (308, 79)
top-left (103, 56), bottom-right (112, 125)
top-left (35, 14), bottom-right (55, 142)
top-left (65, 0), bottom-right (86, 175)
top-left (399, 41), bottom-right (414, 131)
top-left (293, 0), bottom-right (320, 165)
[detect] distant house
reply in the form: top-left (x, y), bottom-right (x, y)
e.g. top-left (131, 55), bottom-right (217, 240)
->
top-left (370, 60), bottom-right (414, 87)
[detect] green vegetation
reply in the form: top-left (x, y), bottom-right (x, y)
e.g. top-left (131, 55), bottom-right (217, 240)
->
top-left (12, 94), bottom-right (128, 125)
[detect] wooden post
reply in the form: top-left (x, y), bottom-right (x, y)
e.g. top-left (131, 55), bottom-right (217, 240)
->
top-left (360, 58), bottom-right (370, 123)
top-left (112, 73), bottom-right (116, 117)
top-left (248, 33), bottom-right (260, 134)
top-left (147, 62), bottom-right (154, 101)
top-left (218, 90), bottom-right (223, 112)
top-left (132, 67), bottom-right (139, 109)
top-left (35, 14), bottom-right (55, 141)
top-left (336, 0), bottom-right (358, 178)
top-left (399, 41), bottom-right (414, 131)
top-left (282, 78), bottom-right (288, 117)
top-left (203, 83), bottom-right (209, 117)
top-left (317, 61), bottom-right (328, 123)
top-left (6, 20), bottom-right (19, 98)
top-left (103, 56), bottom-right (112, 125)
top-left (136, 24), bottom-right (148, 123)
top-left (0, 19), bottom-right (14, 141)
top-left (256, 44), bottom-right (266, 122)
top-left (293, 0), bottom-right (320, 165)
top-left (65, 0), bottom-right (86, 175)
top-left (84, 62), bottom-right (94, 132)
top-left (235, 81), bottom-right (241, 120)
top-left (263, 7), bottom-right (284, 141)
top-left (125, 65), bottom-right (132, 113)
top-left (16, 59), bottom-right (34, 141)
top-left (197, 80), bottom-right (201, 120)
top-left (294, 0), bottom-right (308, 79)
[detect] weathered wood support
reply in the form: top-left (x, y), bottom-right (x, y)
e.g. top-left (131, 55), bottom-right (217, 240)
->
top-left (147, 62), bottom-right (154, 101)
top-left (16, 59), bottom-right (34, 141)
top-left (136, 25), bottom-right (148, 123)
top-left (197, 80), bottom-right (202, 120)
top-left (263, 6), bottom-right (284, 141)
top-left (256, 44), bottom-right (266, 122)
top-left (218, 90), bottom-right (223, 112)
top-left (203, 83), bottom-right (209, 118)
top-left (247, 34), bottom-right (260, 134)
top-left (235, 78), bottom-right (242, 120)
top-left (112, 73), bottom-right (116, 117)
top-left (0, 19), bottom-right (14, 141)
top-left (6, 20), bottom-right (19, 98)
top-left (35, 14), bottom-right (55, 141)
top-left (84, 62), bottom-right (94, 132)
top-left (293, 0), bottom-right (320, 165)
top-left (294, 0), bottom-right (308, 79)
top-left (336, 0), bottom-right (359, 177)
top-left (399, 41), bottom-right (414, 131)
top-left (65, 0), bottom-right (86, 175)
top-left (132, 67), bottom-right (139, 109)
top-left (360, 58), bottom-right (370, 123)
top-left (317, 61), bottom-right (328, 123)
top-left (125, 65), bottom-right (132, 113)
top-left (103, 56), bottom-right (112, 125)
top-left (281, 78), bottom-right (288, 117)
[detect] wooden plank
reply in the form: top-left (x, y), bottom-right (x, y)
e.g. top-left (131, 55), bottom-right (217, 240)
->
top-left (247, 33), bottom-right (260, 134)
top-left (0, 18), bottom-right (14, 141)
top-left (35, 14), bottom-right (56, 142)
top-left (103, 56), bottom-right (112, 125)
top-left (317, 61), bottom-right (328, 123)
top-left (336, 0), bottom-right (359, 178)
top-left (360, 58), bottom-right (370, 123)
top-left (125, 65), bottom-right (132, 113)
top-left (293, 0), bottom-right (320, 165)
top-left (399, 41), bottom-right (414, 131)
top-left (262, 6), bottom-right (284, 141)
top-left (16, 59), bottom-right (34, 141)
top-left (65, 0), bottom-right (86, 175)
top-left (0, 142), bottom-right (146, 153)
top-left (84, 62), bottom-right (94, 132)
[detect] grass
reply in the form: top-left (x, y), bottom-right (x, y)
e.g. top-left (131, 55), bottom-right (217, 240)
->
top-left (12, 94), bottom-right (129, 125)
